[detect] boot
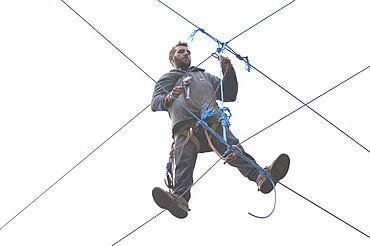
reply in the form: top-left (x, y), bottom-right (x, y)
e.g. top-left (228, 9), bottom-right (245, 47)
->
top-left (256, 153), bottom-right (290, 194)
top-left (152, 187), bottom-right (189, 219)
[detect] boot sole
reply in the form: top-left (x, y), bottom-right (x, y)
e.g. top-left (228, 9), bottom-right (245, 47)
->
top-left (152, 187), bottom-right (188, 219)
top-left (260, 153), bottom-right (290, 194)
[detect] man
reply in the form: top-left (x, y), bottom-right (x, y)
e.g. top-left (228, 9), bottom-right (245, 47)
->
top-left (151, 41), bottom-right (290, 219)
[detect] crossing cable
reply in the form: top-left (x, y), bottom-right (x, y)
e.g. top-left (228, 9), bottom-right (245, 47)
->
top-left (226, 0), bottom-right (297, 43)
top-left (244, 64), bottom-right (370, 152)
top-left (238, 66), bottom-right (370, 147)
top-left (0, 104), bottom-right (150, 231)
top-left (157, 0), bottom-right (219, 44)
top-left (59, 0), bottom-right (370, 242)
top-left (279, 182), bottom-right (370, 238)
top-left (111, 157), bottom-right (223, 245)
top-left (160, 0), bottom-right (297, 70)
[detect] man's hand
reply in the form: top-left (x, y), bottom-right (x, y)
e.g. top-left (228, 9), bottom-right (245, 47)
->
top-left (220, 56), bottom-right (233, 72)
top-left (166, 86), bottom-right (184, 103)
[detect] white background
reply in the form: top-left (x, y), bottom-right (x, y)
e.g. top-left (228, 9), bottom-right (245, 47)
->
top-left (1, 0), bottom-right (369, 245)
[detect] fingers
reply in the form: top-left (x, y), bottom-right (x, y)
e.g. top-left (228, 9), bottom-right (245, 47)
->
top-left (220, 56), bottom-right (232, 71)
top-left (221, 56), bottom-right (231, 63)
top-left (172, 86), bottom-right (184, 98)
top-left (167, 86), bottom-right (184, 102)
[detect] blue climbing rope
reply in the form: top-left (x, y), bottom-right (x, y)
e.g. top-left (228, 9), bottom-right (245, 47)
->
top-left (249, 178), bottom-right (277, 219)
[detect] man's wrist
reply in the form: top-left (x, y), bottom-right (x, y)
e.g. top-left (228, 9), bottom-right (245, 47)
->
top-left (164, 94), bottom-right (173, 107)
top-left (166, 94), bottom-right (173, 103)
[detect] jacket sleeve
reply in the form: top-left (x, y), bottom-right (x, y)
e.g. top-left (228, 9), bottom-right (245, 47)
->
top-left (151, 94), bottom-right (167, 112)
top-left (151, 72), bottom-right (180, 112)
top-left (216, 69), bottom-right (238, 102)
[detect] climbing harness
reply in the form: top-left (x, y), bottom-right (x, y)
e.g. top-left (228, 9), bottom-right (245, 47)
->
top-left (164, 121), bottom-right (198, 192)
top-left (164, 119), bottom-right (243, 191)
top-left (164, 50), bottom-right (237, 190)
top-left (203, 127), bottom-right (243, 164)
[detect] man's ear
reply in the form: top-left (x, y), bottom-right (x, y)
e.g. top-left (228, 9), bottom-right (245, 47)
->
top-left (169, 56), bottom-right (174, 65)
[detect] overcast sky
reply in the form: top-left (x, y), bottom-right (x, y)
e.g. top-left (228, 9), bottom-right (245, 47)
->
top-left (1, 0), bottom-right (369, 245)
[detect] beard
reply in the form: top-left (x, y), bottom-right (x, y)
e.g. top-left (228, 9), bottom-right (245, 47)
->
top-left (174, 56), bottom-right (191, 70)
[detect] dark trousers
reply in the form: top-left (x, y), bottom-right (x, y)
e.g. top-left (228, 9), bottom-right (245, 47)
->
top-left (173, 122), bottom-right (260, 202)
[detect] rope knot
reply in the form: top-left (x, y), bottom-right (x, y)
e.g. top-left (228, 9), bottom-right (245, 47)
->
top-left (188, 27), bottom-right (205, 41)
top-left (235, 54), bottom-right (243, 60)
top-left (221, 145), bottom-right (242, 164)
top-left (198, 120), bottom-right (209, 129)
top-left (216, 42), bottom-right (227, 54)
top-left (218, 107), bottom-right (232, 127)
top-left (235, 53), bottom-right (251, 72)
top-left (200, 103), bottom-right (216, 120)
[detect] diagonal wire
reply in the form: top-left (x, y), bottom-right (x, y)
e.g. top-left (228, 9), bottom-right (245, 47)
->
top-left (246, 64), bottom-right (370, 152)
top-left (239, 66), bottom-right (370, 147)
top-left (279, 182), bottom-right (370, 238)
top-left (158, 0), bottom-right (297, 46)
top-left (111, 157), bottom-right (223, 245)
top-left (157, 0), bottom-right (220, 43)
top-left (157, 0), bottom-right (198, 29)
top-left (61, 0), bottom-right (158, 84)
top-left (227, 0), bottom-right (297, 43)
top-left (0, 104), bottom-right (150, 231)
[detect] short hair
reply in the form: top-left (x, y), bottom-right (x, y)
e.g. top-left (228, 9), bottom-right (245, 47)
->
top-left (169, 41), bottom-right (189, 57)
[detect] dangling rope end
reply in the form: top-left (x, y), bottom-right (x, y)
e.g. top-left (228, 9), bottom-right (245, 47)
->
top-left (216, 42), bottom-right (227, 54)
top-left (200, 103), bottom-right (217, 120)
top-left (235, 53), bottom-right (251, 72)
top-left (188, 27), bottom-right (205, 41)
top-left (248, 178), bottom-right (277, 219)
top-left (245, 56), bottom-right (251, 72)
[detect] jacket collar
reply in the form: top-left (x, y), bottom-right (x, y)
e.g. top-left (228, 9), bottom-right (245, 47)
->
top-left (170, 66), bottom-right (205, 73)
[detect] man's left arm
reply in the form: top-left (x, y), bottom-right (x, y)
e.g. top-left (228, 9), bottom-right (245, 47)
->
top-left (219, 56), bottom-right (238, 102)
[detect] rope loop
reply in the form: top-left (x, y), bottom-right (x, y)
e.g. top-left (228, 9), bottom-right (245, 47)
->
top-left (248, 178), bottom-right (277, 219)
top-left (221, 145), bottom-right (242, 164)
top-left (200, 103), bottom-right (217, 120)
top-left (235, 53), bottom-right (251, 72)
top-left (244, 56), bottom-right (251, 72)
top-left (218, 107), bottom-right (232, 127)
top-left (188, 27), bottom-right (205, 41)
top-left (216, 41), bottom-right (227, 54)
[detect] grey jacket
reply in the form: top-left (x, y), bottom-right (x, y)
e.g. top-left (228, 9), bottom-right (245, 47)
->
top-left (151, 67), bottom-right (238, 132)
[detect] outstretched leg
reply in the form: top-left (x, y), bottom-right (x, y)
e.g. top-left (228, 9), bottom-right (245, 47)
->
top-left (210, 125), bottom-right (290, 193)
top-left (210, 125), bottom-right (260, 181)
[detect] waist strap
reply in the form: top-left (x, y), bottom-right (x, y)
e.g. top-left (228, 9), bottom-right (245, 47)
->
top-left (174, 120), bottom-right (220, 151)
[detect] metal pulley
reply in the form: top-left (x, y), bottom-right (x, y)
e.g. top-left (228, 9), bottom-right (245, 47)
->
top-left (182, 75), bottom-right (192, 99)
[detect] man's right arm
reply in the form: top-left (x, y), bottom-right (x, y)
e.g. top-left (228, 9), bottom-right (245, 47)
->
top-left (151, 94), bottom-right (168, 112)
top-left (151, 72), bottom-right (183, 112)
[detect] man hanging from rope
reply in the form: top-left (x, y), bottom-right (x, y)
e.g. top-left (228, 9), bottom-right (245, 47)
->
top-left (151, 41), bottom-right (290, 219)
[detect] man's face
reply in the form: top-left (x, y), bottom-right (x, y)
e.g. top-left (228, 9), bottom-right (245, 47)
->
top-left (171, 46), bottom-right (191, 69)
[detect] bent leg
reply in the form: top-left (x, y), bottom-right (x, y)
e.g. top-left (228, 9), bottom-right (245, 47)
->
top-left (210, 125), bottom-right (260, 181)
